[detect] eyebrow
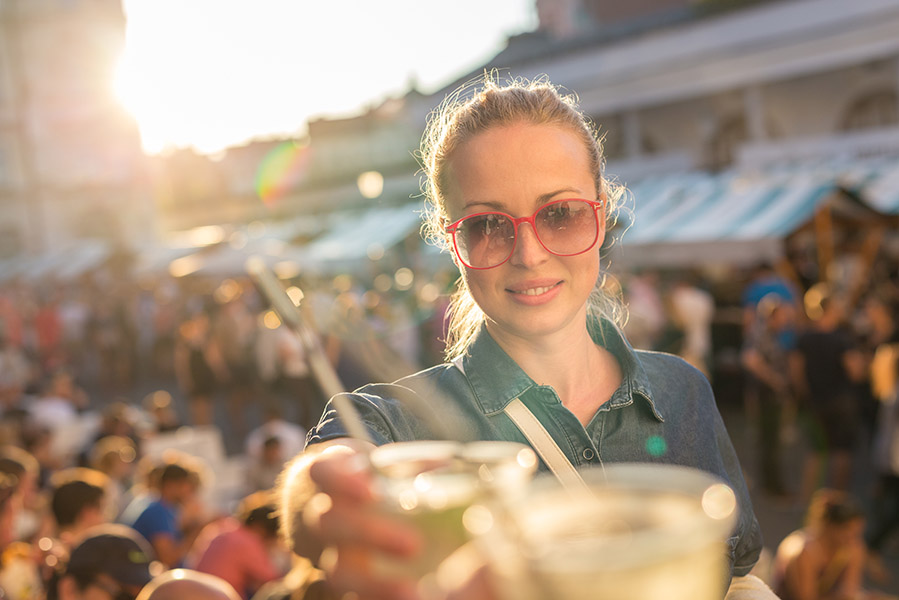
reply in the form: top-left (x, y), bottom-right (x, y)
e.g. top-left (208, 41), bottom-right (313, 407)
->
top-left (462, 188), bottom-right (583, 212)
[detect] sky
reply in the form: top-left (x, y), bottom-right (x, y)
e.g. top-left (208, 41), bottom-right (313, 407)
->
top-left (115, 0), bottom-right (537, 156)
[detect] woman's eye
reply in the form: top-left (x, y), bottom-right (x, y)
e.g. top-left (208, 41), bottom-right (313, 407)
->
top-left (544, 204), bottom-right (571, 224)
top-left (475, 214), bottom-right (504, 236)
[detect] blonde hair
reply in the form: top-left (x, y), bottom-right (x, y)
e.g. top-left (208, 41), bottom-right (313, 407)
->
top-left (418, 73), bottom-right (626, 359)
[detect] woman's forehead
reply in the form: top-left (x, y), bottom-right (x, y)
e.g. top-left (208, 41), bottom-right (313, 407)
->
top-left (443, 123), bottom-right (595, 210)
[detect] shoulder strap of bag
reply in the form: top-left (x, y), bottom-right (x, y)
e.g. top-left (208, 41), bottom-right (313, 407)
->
top-left (504, 398), bottom-right (591, 493)
top-left (452, 357), bottom-right (590, 492)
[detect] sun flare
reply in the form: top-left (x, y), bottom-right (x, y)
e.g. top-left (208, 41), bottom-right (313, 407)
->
top-left (115, 0), bottom-right (535, 156)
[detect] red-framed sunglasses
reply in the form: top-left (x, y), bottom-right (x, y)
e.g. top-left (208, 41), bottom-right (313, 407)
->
top-left (445, 198), bottom-right (604, 270)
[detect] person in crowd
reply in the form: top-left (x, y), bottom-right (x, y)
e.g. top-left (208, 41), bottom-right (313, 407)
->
top-left (118, 457), bottom-right (165, 531)
top-left (87, 295), bottom-right (135, 395)
top-left (668, 274), bottom-right (716, 378)
top-left (124, 460), bottom-right (203, 569)
top-left (0, 332), bottom-right (32, 416)
top-left (89, 435), bottom-right (138, 518)
top-left (58, 285), bottom-right (91, 378)
top-left (49, 468), bottom-right (111, 548)
top-left (173, 309), bottom-right (226, 427)
top-left (249, 436), bottom-right (285, 493)
top-left (278, 75), bottom-right (764, 600)
top-left (211, 296), bottom-right (258, 440)
top-left (742, 295), bottom-right (795, 499)
top-left (245, 408), bottom-right (305, 469)
top-left (136, 569), bottom-right (241, 600)
top-left (141, 391), bottom-right (180, 435)
top-left (772, 489), bottom-right (896, 600)
top-left (190, 492), bottom-right (284, 599)
top-left (78, 402), bottom-right (138, 468)
top-left (742, 262), bottom-right (801, 335)
top-left (0, 470), bottom-right (18, 551)
top-left (27, 370), bottom-right (88, 436)
top-left (865, 325), bottom-right (899, 584)
top-left (0, 468), bottom-right (37, 600)
top-left (621, 270), bottom-right (666, 351)
top-left (791, 284), bottom-right (867, 503)
top-left (0, 445), bottom-right (45, 544)
top-left (34, 296), bottom-right (64, 373)
top-left (274, 321), bottom-right (325, 432)
top-left (856, 293), bottom-right (899, 447)
top-left (47, 524), bottom-right (157, 600)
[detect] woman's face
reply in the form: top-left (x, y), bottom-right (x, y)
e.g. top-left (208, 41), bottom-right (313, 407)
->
top-left (444, 122), bottom-right (604, 345)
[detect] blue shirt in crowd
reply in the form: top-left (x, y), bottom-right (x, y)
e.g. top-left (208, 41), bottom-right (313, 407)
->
top-left (130, 498), bottom-right (180, 546)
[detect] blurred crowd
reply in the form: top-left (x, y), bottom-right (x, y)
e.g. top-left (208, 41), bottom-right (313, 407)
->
top-left (0, 263), bottom-right (455, 600)
top-left (0, 250), bottom-right (897, 598)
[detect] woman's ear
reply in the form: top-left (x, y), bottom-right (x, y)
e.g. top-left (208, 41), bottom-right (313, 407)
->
top-left (444, 234), bottom-right (462, 270)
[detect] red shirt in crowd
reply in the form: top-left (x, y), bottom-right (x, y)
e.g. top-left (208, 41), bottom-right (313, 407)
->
top-left (191, 517), bottom-right (281, 599)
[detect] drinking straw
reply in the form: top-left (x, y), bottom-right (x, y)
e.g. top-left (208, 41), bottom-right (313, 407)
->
top-left (246, 257), bottom-right (373, 445)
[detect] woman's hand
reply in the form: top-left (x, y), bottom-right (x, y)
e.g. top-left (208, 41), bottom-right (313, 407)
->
top-left (290, 441), bottom-right (423, 600)
top-left (284, 441), bottom-right (501, 600)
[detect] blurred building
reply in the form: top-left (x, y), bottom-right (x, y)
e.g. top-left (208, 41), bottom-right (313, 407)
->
top-left (152, 0), bottom-right (899, 286)
top-left (461, 0), bottom-right (899, 275)
top-left (0, 0), bottom-right (153, 260)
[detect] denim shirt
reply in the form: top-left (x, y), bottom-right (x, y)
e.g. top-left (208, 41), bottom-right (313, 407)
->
top-left (307, 319), bottom-right (763, 579)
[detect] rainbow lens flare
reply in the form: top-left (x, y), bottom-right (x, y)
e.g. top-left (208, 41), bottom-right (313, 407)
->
top-left (255, 141), bottom-right (311, 205)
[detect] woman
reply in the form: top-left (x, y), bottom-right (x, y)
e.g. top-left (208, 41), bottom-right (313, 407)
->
top-left (279, 76), bottom-right (763, 600)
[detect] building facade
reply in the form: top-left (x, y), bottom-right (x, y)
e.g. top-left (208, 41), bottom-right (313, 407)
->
top-left (0, 0), bottom-right (153, 259)
top-left (261, 0), bottom-right (899, 277)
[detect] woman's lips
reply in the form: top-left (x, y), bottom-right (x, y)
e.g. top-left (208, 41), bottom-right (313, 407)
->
top-left (511, 284), bottom-right (556, 296)
top-left (506, 280), bottom-right (562, 303)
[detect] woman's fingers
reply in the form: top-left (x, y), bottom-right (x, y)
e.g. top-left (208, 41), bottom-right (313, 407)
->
top-left (308, 447), bottom-right (375, 502)
top-left (314, 494), bottom-right (422, 556)
top-left (323, 546), bottom-right (420, 600)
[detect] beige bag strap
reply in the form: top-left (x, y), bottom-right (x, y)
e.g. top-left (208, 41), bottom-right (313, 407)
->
top-left (453, 357), bottom-right (590, 492)
top-left (504, 398), bottom-right (591, 493)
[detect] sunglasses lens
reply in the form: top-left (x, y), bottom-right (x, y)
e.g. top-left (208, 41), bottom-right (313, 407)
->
top-left (455, 213), bottom-right (515, 268)
top-left (535, 200), bottom-right (599, 255)
top-left (452, 200), bottom-right (599, 268)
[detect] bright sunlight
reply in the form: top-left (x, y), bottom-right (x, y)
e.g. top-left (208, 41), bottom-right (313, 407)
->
top-left (115, 0), bottom-right (536, 156)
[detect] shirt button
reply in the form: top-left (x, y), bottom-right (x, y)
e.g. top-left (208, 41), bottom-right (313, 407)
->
top-left (582, 448), bottom-right (596, 461)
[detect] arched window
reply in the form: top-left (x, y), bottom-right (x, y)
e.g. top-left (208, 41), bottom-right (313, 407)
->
top-left (840, 90), bottom-right (899, 132)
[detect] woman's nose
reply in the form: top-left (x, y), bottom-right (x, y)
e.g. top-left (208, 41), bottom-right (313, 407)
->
top-left (509, 222), bottom-right (549, 267)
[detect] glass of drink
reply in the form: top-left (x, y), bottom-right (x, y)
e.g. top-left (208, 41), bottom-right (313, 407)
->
top-left (484, 463), bottom-right (739, 600)
top-left (367, 440), bottom-right (537, 584)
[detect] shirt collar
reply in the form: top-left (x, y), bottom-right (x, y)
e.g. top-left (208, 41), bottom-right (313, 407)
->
top-left (456, 318), bottom-right (663, 421)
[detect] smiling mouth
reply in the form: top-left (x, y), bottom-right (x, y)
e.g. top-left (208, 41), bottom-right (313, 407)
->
top-left (509, 283), bottom-right (560, 296)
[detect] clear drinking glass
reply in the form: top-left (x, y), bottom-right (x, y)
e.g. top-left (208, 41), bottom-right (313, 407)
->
top-left (367, 440), bottom-right (537, 583)
top-left (484, 463), bottom-right (739, 600)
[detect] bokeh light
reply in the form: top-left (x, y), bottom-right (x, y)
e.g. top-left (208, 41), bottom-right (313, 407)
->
top-left (357, 170), bottom-right (384, 199)
top-left (373, 273), bottom-right (393, 292)
top-left (394, 267), bottom-right (414, 290)
top-left (285, 286), bottom-right (305, 306)
top-left (366, 243), bottom-right (385, 261)
top-left (262, 310), bottom-right (282, 329)
top-left (645, 435), bottom-right (667, 457)
top-left (701, 483), bottom-right (737, 521)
